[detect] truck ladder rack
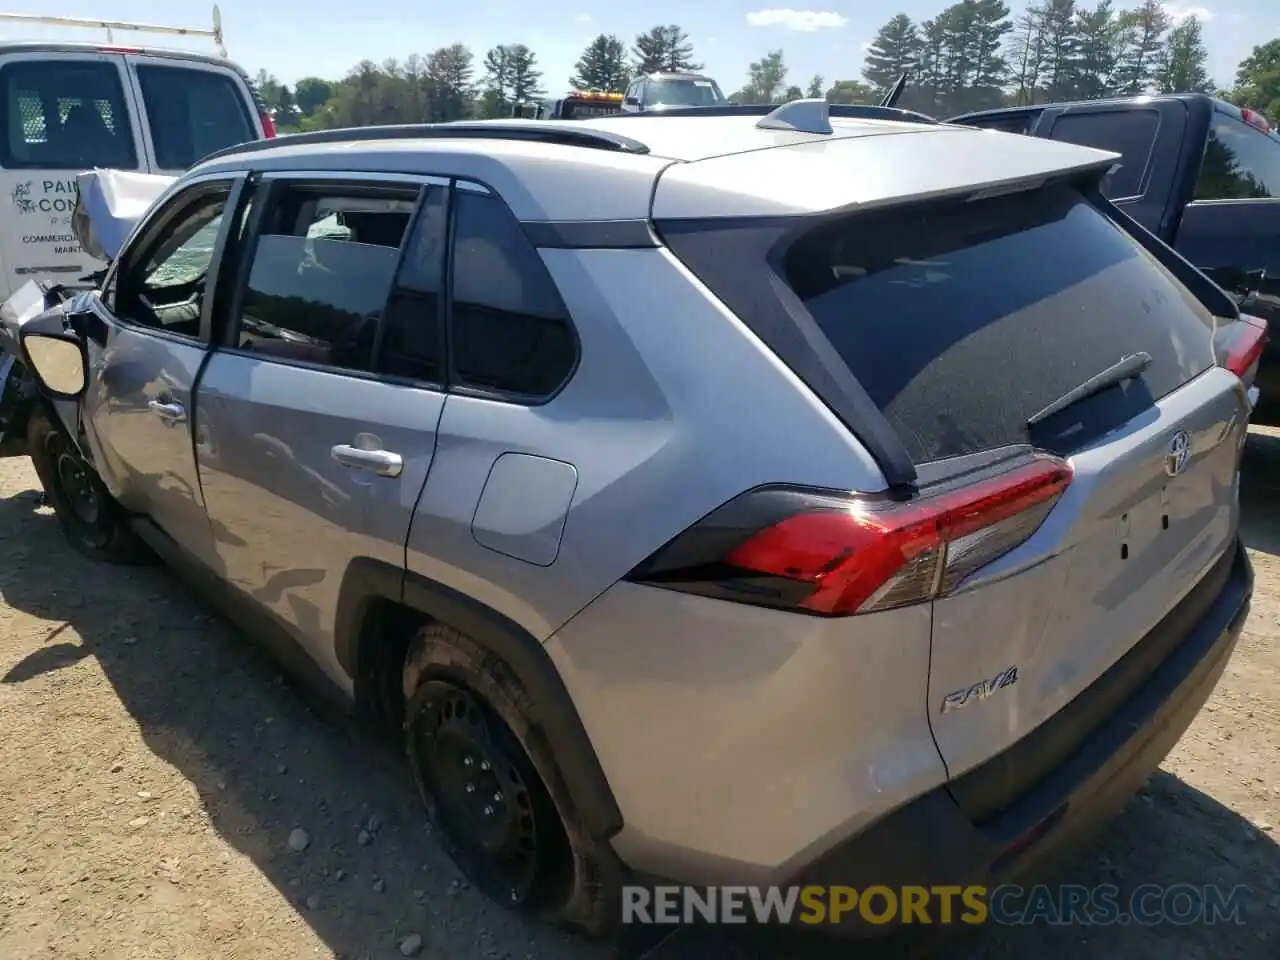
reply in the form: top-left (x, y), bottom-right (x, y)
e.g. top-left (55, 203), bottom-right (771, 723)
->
top-left (0, 4), bottom-right (226, 57)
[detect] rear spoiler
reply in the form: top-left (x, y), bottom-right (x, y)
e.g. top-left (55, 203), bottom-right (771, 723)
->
top-left (0, 5), bottom-right (228, 57)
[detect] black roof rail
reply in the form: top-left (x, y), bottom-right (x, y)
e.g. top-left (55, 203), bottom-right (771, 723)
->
top-left (196, 120), bottom-right (651, 166)
top-left (602, 103), bottom-right (938, 125)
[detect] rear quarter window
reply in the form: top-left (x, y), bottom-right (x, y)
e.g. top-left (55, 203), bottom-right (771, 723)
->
top-left (135, 64), bottom-right (255, 169)
top-left (1047, 109), bottom-right (1160, 199)
top-left (0, 59), bottom-right (136, 170)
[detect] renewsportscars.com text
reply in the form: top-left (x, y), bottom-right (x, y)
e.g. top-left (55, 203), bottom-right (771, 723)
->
top-left (622, 883), bottom-right (1250, 927)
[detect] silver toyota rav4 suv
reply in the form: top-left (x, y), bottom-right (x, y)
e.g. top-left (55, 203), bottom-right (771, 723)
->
top-left (10, 100), bottom-right (1261, 939)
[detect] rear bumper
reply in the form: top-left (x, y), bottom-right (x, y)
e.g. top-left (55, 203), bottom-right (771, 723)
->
top-left (785, 536), bottom-right (1251, 934)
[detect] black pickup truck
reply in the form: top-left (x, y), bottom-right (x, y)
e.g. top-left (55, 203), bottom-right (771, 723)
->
top-left (951, 93), bottom-right (1280, 421)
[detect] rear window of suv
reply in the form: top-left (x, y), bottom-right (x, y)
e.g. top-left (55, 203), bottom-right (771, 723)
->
top-left (0, 60), bottom-right (136, 169)
top-left (136, 64), bottom-right (254, 169)
top-left (782, 186), bottom-right (1216, 462)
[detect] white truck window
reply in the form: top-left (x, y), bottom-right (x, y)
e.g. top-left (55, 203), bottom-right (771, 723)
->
top-left (0, 60), bottom-right (136, 170)
top-left (136, 64), bottom-right (255, 169)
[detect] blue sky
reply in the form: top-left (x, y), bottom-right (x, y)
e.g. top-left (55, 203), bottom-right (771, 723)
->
top-left (5, 1), bottom-right (1277, 97)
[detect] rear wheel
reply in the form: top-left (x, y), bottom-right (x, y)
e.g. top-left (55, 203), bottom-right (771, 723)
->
top-left (27, 409), bottom-right (149, 564)
top-left (402, 624), bottom-right (621, 936)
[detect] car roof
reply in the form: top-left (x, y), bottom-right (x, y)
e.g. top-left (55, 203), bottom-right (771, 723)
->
top-left (192, 113), bottom-right (1119, 223)
top-left (0, 40), bottom-right (238, 71)
top-left (467, 114), bottom-right (936, 162)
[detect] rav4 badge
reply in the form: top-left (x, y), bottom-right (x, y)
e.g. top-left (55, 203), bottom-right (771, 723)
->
top-left (940, 665), bottom-right (1019, 714)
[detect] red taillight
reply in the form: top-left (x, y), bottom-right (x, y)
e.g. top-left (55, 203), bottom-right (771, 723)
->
top-left (1223, 313), bottom-right (1268, 378)
top-left (628, 455), bottom-right (1073, 616)
top-left (260, 112), bottom-right (277, 138)
top-left (1241, 108), bottom-right (1272, 134)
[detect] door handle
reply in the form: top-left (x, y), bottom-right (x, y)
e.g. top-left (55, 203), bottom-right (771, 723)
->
top-left (330, 444), bottom-right (403, 478)
top-left (147, 399), bottom-right (187, 423)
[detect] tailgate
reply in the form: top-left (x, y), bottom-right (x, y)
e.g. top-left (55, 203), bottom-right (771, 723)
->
top-left (928, 366), bottom-right (1245, 783)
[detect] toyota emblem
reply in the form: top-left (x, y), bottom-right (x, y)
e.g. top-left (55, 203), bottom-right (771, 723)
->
top-left (1165, 430), bottom-right (1192, 477)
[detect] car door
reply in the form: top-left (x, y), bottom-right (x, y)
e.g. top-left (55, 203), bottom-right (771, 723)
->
top-left (195, 172), bottom-right (448, 689)
top-left (79, 173), bottom-right (245, 568)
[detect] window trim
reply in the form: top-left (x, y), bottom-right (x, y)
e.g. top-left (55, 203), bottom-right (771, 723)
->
top-left (108, 173), bottom-right (247, 345)
top-left (0, 53), bottom-right (141, 171)
top-left (217, 171), bottom-right (441, 385)
top-left (442, 179), bottom-right (583, 407)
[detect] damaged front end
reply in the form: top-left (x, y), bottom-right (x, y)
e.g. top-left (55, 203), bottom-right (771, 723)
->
top-left (1, 169), bottom-right (174, 458)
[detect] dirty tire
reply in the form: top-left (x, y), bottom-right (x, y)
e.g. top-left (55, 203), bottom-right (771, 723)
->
top-left (27, 407), bottom-right (150, 565)
top-left (403, 623), bottom-right (622, 938)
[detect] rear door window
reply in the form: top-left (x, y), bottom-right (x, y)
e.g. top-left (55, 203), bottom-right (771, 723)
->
top-left (234, 184), bottom-right (415, 373)
top-left (782, 186), bottom-right (1217, 463)
top-left (1047, 109), bottom-right (1160, 199)
top-left (1196, 112), bottom-right (1280, 200)
top-left (0, 59), bottom-right (137, 169)
top-left (135, 64), bottom-right (255, 169)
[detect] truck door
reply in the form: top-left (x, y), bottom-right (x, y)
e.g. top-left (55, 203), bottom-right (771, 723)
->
top-left (1174, 107), bottom-right (1280, 407)
top-left (0, 51), bottom-right (144, 302)
top-left (1040, 99), bottom-right (1187, 236)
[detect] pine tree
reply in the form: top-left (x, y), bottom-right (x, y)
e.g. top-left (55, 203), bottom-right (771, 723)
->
top-left (631, 25), bottom-right (702, 75)
top-left (862, 14), bottom-right (922, 95)
top-left (1115, 0), bottom-right (1171, 94)
top-left (1159, 15), bottom-right (1212, 93)
top-left (571, 34), bottom-right (630, 92)
top-left (1073, 1), bottom-right (1123, 99)
top-left (427, 44), bottom-right (476, 121)
top-left (507, 44), bottom-right (544, 103)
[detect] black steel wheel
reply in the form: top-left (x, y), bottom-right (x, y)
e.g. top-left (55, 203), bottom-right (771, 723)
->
top-left (26, 408), bottom-right (149, 564)
top-left (407, 679), bottom-right (554, 906)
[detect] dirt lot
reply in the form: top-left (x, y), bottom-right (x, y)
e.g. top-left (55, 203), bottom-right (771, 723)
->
top-left (1, 433), bottom-right (1279, 960)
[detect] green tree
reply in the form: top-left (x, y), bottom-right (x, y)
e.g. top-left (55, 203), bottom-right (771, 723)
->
top-left (293, 77), bottom-right (333, 117)
top-left (862, 14), bottom-right (921, 96)
top-left (571, 34), bottom-right (630, 92)
top-left (1073, 1), bottom-right (1124, 99)
top-left (1039, 0), bottom-right (1081, 102)
top-left (508, 44), bottom-right (544, 103)
top-left (1115, 0), bottom-right (1170, 94)
top-left (1230, 39), bottom-right (1280, 119)
top-left (632, 25), bottom-right (701, 75)
top-left (1159, 15), bottom-right (1212, 93)
top-left (1007, 5), bottom-right (1048, 105)
top-left (736, 50), bottom-right (788, 103)
top-left (806, 74), bottom-right (825, 98)
top-left (826, 79), bottom-right (876, 103)
top-left (427, 44), bottom-right (476, 121)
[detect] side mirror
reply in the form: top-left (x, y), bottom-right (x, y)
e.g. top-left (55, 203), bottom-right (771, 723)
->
top-left (19, 331), bottom-right (88, 398)
top-left (624, 96), bottom-right (639, 106)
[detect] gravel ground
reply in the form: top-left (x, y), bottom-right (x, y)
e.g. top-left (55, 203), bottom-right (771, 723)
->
top-left (1, 431), bottom-right (1278, 960)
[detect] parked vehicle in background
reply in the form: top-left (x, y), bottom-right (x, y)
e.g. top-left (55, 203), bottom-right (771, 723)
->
top-left (0, 6), bottom-right (270, 303)
top-left (620, 71), bottom-right (727, 111)
top-left (951, 93), bottom-right (1278, 422)
top-left (4, 101), bottom-right (1261, 941)
top-left (537, 91), bottom-right (624, 120)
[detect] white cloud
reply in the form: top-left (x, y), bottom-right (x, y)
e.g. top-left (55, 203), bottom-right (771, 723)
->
top-left (575, 12), bottom-right (591, 22)
top-left (745, 9), bottom-right (849, 32)
top-left (1162, 3), bottom-right (1214, 21)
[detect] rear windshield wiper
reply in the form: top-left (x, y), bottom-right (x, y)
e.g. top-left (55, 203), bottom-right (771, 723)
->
top-left (1026, 351), bottom-right (1152, 428)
